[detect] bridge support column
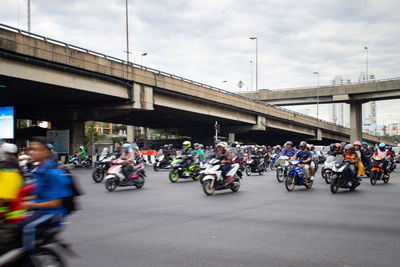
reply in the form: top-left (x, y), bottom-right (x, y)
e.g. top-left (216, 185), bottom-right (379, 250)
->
top-left (350, 102), bottom-right (362, 142)
top-left (127, 125), bottom-right (135, 143)
top-left (229, 133), bottom-right (235, 143)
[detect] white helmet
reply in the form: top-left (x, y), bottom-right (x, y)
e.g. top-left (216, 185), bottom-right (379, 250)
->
top-left (2, 143), bottom-right (18, 154)
top-left (79, 146), bottom-right (84, 150)
top-left (236, 144), bottom-right (241, 148)
top-left (217, 142), bottom-right (228, 149)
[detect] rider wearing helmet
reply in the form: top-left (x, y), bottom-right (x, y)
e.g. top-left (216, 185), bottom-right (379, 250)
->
top-left (353, 141), bottom-right (366, 177)
top-left (118, 143), bottom-right (135, 181)
top-left (361, 142), bottom-right (373, 170)
top-left (216, 142), bottom-right (234, 185)
top-left (182, 141), bottom-right (194, 174)
top-left (344, 144), bottom-right (358, 186)
top-left (282, 141), bottom-right (297, 157)
top-left (76, 145), bottom-right (86, 165)
top-left (327, 143), bottom-right (336, 156)
top-left (193, 143), bottom-right (204, 162)
top-left (291, 141), bottom-right (314, 181)
top-left (374, 143), bottom-right (391, 178)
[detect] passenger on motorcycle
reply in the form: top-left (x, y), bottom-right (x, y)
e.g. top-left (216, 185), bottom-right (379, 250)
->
top-left (344, 144), bottom-right (358, 186)
top-left (118, 143), bottom-right (135, 181)
top-left (353, 141), bottom-right (366, 177)
top-left (233, 144), bottom-right (244, 163)
top-left (361, 142), bottom-right (373, 170)
top-left (291, 141), bottom-right (314, 181)
top-left (282, 141), bottom-right (297, 157)
top-left (216, 142), bottom-right (234, 185)
top-left (114, 142), bottom-right (123, 158)
top-left (374, 143), bottom-right (391, 178)
top-left (21, 137), bottom-right (72, 251)
top-left (327, 143), bottom-right (336, 156)
top-left (210, 139), bottom-right (221, 159)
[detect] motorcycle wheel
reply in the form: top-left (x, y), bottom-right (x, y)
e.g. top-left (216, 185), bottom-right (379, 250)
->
top-left (285, 175), bottom-right (295, 192)
top-left (199, 173), bottom-right (205, 184)
top-left (305, 180), bottom-right (313, 189)
top-left (270, 164), bottom-right (275, 171)
top-left (203, 180), bottom-right (215, 195)
top-left (330, 180), bottom-right (339, 194)
top-left (276, 169), bottom-right (285, 183)
top-left (31, 247), bottom-right (65, 267)
top-left (84, 160), bottom-right (92, 169)
top-left (231, 180), bottom-right (240, 192)
top-left (92, 169), bottom-right (105, 183)
top-left (324, 172), bottom-right (332, 184)
top-left (105, 178), bottom-right (118, 192)
top-left (383, 175), bottom-right (390, 184)
top-left (245, 165), bottom-right (252, 176)
top-left (258, 168), bottom-right (264, 175)
top-left (321, 168), bottom-right (326, 178)
top-left (192, 172), bottom-right (201, 181)
top-left (370, 171), bottom-right (378, 185)
top-left (264, 162), bottom-right (270, 171)
top-left (135, 176), bottom-right (145, 189)
top-left (153, 164), bottom-right (160, 172)
top-left (169, 170), bottom-right (180, 183)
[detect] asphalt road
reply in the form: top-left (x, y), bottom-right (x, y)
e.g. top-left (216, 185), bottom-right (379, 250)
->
top-left (63, 165), bottom-right (400, 267)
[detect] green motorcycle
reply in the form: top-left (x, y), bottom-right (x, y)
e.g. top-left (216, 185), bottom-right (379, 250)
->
top-left (169, 155), bottom-right (201, 182)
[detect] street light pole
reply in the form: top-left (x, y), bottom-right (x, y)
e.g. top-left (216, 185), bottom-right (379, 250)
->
top-left (250, 60), bottom-right (253, 92)
top-left (141, 52), bottom-right (148, 65)
top-left (313, 71), bottom-right (320, 119)
top-left (364, 47), bottom-right (368, 82)
top-left (249, 37), bottom-right (258, 99)
top-left (125, 0), bottom-right (130, 62)
top-left (27, 0), bottom-right (31, 32)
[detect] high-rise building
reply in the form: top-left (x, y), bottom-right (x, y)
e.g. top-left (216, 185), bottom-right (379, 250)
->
top-left (329, 76), bottom-right (350, 126)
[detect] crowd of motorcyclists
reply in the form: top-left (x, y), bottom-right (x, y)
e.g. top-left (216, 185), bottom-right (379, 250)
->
top-left (0, 135), bottom-right (397, 264)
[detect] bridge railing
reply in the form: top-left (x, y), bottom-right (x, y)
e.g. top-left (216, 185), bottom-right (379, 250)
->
top-left (0, 23), bottom-right (348, 130)
top-left (258, 77), bottom-right (400, 92)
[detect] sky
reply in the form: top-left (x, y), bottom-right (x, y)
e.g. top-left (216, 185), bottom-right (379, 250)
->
top-left (1, 0), bottom-right (399, 124)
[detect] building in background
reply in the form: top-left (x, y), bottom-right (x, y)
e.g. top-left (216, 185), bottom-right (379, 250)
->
top-left (330, 76), bottom-right (350, 126)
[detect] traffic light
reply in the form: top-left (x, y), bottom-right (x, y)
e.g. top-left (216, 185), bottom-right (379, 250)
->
top-left (214, 121), bottom-right (221, 133)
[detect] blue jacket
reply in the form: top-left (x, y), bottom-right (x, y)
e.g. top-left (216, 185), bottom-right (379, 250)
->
top-left (282, 148), bottom-right (297, 157)
top-left (33, 160), bottom-right (72, 218)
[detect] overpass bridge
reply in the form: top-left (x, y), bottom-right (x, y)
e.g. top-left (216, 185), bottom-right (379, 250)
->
top-left (242, 78), bottom-right (400, 143)
top-left (0, 23), bottom-right (393, 150)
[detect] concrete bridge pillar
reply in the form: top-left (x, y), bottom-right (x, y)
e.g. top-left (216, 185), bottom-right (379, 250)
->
top-left (51, 121), bottom-right (85, 155)
top-left (228, 133), bottom-right (235, 144)
top-left (350, 102), bottom-right (362, 142)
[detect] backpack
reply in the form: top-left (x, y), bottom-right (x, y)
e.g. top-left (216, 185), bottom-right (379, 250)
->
top-left (51, 166), bottom-right (83, 215)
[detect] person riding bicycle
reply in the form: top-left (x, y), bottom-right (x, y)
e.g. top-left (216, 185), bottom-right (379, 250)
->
top-left (215, 142), bottom-right (234, 186)
top-left (291, 141), bottom-right (314, 181)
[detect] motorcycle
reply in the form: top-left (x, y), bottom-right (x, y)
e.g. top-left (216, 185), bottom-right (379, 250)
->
top-left (69, 155), bottom-right (92, 168)
top-left (153, 153), bottom-right (172, 171)
top-left (285, 160), bottom-right (313, 191)
top-left (269, 153), bottom-right (278, 171)
top-left (0, 222), bottom-right (76, 267)
top-left (92, 154), bottom-right (115, 183)
top-left (104, 159), bottom-right (146, 191)
top-left (169, 155), bottom-right (201, 182)
top-left (245, 155), bottom-right (265, 176)
top-left (201, 159), bottom-right (241, 195)
top-left (330, 157), bottom-right (360, 193)
top-left (370, 155), bottom-right (390, 185)
top-left (275, 156), bottom-right (290, 182)
top-left (321, 155), bottom-right (336, 184)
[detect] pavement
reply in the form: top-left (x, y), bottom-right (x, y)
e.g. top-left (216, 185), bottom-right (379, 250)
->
top-left (63, 166), bottom-right (400, 267)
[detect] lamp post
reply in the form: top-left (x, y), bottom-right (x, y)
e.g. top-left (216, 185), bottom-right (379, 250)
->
top-left (364, 47), bottom-right (368, 82)
top-left (141, 52), bottom-right (148, 65)
top-left (125, 0), bottom-right (130, 62)
top-left (27, 0), bottom-right (31, 31)
top-left (313, 71), bottom-right (320, 119)
top-left (250, 60), bottom-right (253, 91)
top-left (249, 37), bottom-right (258, 99)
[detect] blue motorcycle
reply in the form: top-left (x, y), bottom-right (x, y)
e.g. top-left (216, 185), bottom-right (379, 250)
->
top-left (285, 160), bottom-right (313, 191)
top-left (69, 155), bottom-right (92, 168)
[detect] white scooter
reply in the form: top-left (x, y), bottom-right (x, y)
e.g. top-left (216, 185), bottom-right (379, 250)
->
top-left (201, 159), bottom-right (241, 195)
top-left (321, 155), bottom-right (336, 184)
top-left (104, 159), bottom-right (146, 192)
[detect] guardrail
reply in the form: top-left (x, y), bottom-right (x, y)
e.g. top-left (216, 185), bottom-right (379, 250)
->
top-left (0, 23), bottom-right (350, 129)
top-left (258, 77), bottom-right (400, 92)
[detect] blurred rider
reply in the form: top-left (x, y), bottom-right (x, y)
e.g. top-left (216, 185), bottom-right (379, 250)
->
top-left (118, 143), bottom-right (135, 181)
top-left (292, 141), bottom-right (314, 181)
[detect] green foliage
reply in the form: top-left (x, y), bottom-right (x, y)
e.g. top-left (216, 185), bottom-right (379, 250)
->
top-left (84, 121), bottom-right (106, 146)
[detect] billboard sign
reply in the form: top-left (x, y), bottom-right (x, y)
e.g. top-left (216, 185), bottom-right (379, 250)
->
top-left (0, 106), bottom-right (14, 139)
top-left (47, 130), bottom-right (70, 154)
